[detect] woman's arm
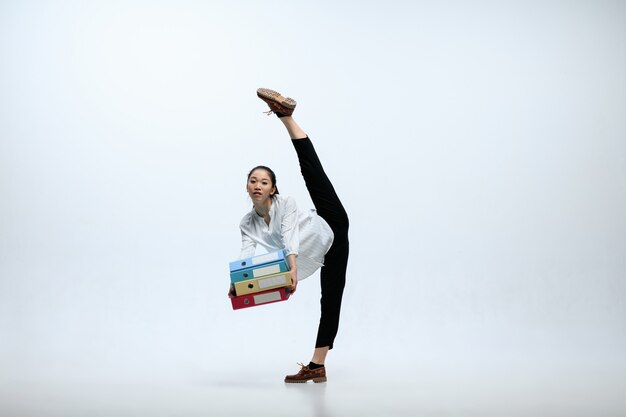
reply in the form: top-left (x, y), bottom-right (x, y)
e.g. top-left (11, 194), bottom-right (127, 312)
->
top-left (239, 229), bottom-right (257, 259)
top-left (287, 253), bottom-right (298, 294)
top-left (280, 196), bottom-right (300, 255)
top-left (280, 197), bottom-right (300, 294)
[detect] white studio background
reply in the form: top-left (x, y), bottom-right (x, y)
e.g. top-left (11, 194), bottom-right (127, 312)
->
top-left (1, 0), bottom-right (625, 385)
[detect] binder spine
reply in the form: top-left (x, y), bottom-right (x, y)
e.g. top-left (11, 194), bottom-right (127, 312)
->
top-left (231, 287), bottom-right (290, 310)
top-left (229, 249), bottom-right (287, 272)
top-left (233, 271), bottom-right (292, 296)
top-left (230, 260), bottom-right (290, 283)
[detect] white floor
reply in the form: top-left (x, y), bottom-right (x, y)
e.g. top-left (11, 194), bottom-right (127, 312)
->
top-left (1, 366), bottom-right (625, 417)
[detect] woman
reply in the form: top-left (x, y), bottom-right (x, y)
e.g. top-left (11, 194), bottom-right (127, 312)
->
top-left (231, 88), bottom-right (350, 383)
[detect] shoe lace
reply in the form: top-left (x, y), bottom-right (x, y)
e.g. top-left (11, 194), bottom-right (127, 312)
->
top-left (263, 110), bottom-right (274, 116)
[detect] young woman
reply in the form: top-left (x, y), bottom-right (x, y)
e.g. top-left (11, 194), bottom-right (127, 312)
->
top-left (230, 88), bottom-right (350, 383)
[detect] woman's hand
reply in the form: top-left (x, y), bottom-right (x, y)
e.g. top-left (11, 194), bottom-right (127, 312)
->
top-left (289, 268), bottom-right (298, 295)
top-left (286, 254), bottom-right (298, 295)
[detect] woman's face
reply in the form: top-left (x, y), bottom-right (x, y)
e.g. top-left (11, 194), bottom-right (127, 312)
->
top-left (247, 168), bottom-right (276, 204)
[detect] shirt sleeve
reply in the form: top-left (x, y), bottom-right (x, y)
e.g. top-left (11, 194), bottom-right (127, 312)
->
top-left (281, 196), bottom-right (300, 257)
top-left (239, 215), bottom-right (257, 258)
top-left (239, 230), bottom-right (256, 258)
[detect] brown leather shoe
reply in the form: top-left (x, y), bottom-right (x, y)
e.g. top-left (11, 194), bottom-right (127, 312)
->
top-left (284, 363), bottom-right (327, 383)
top-left (257, 88), bottom-right (297, 117)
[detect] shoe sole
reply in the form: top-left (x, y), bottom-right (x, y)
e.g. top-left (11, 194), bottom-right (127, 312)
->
top-left (257, 88), bottom-right (297, 109)
top-left (284, 376), bottom-right (327, 384)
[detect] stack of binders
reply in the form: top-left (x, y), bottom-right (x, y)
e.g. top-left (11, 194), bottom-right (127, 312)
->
top-left (229, 249), bottom-right (292, 310)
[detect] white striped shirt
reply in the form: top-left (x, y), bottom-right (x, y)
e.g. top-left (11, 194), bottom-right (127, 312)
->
top-left (239, 195), bottom-right (334, 280)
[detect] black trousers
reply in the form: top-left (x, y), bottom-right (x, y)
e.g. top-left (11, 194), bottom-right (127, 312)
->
top-left (292, 138), bottom-right (349, 350)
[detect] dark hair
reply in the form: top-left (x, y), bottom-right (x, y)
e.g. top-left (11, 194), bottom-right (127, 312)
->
top-left (247, 165), bottom-right (279, 196)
